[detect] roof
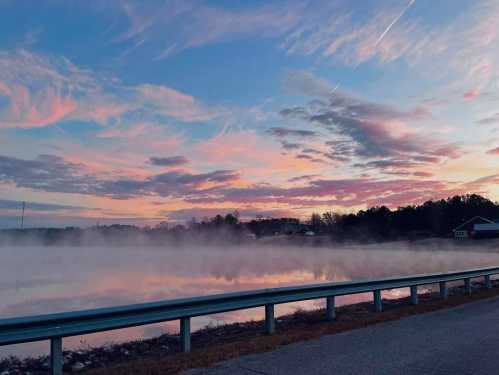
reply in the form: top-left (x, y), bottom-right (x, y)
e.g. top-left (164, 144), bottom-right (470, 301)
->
top-left (474, 223), bottom-right (499, 231)
top-left (453, 216), bottom-right (494, 231)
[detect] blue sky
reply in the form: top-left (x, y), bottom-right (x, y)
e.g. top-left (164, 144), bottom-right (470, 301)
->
top-left (0, 0), bottom-right (498, 227)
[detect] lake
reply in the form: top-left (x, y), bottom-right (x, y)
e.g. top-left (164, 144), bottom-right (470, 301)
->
top-left (2, 240), bottom-right (499, 358)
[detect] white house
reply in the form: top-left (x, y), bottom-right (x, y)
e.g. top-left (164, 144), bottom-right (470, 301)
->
top-left (453, 216), bottom-right (494, 239)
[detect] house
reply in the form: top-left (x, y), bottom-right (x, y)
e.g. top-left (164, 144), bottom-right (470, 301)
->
top-left (452, 216), bottom-right (494, 238)
top-left (474, 222), bottom-right (499, 238)
top-left (245, 232), bottom-right (257, 240)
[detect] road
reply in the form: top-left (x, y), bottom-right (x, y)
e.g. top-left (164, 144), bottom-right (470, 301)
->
top-left (188, 296), bottom-right (499, 375)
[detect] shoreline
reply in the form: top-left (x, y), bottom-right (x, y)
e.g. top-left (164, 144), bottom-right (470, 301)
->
top-left (3, 280), bottom-right (499, 374)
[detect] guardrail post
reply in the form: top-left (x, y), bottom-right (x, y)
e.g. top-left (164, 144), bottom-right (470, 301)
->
top-left (180, 317), bottom-right (191, 353)
top-left (464, 278), bottom-right (472, 295)
top-left (265, 304), bottom-right (275, 334)
top-left (410, 285), bottom-right (418, 305)
top-left (50, 337), bottom-right (63, 375)
top-left (439, 281), bottom-right (448, 300)
top-left (326, 296), bottom-right (335, 320)
top-left (373, 290), bottom-right (382, 312)
top-left (485, 275), bottom-right (492, 289)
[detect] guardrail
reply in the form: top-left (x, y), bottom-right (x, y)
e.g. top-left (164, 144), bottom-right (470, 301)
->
top-left (2, 266), bottom-right (499, 374)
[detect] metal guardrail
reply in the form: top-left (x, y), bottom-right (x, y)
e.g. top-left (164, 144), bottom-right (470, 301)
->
top-left (1, 266), bottom-right (499, 374)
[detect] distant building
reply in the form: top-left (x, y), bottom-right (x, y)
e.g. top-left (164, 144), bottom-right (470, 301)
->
top-left (474, 222), bottom-right (499, 238)
top-left (453, 216), bottom-right (498, 239)
top-left (245, 233), bottom-right (257, 240)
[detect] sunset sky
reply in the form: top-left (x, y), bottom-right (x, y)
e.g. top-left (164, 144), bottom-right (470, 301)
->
top-left (1, 0), bottom-right (499, 228)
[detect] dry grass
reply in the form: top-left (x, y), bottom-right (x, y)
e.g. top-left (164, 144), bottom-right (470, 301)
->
top-left (85, 283), bottom-right (499, 375)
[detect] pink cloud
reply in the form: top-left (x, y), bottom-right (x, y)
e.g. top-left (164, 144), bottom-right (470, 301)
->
top-left (280, 72), bottom-right (460, 167)
top-left (0, 50), bottom-right (217, 129)
top-left (463, 88), bottom-right (480, 100)
top-left (137, 84), bottom-right (214, 122)
top-left (432, 143), bottom-right (462, 159)
top-left (74, 102), bottom-right (130, 125)
top-left (196, 130), bottom-right (325, 182)
top-left (486, 146), bottom-right (499, 155)
top-left (186, 172), bottom-right (499, 212)
top-left (26, 90), bottom-right (77, 128)
top-left (0, 83), bottom-right (76, 128)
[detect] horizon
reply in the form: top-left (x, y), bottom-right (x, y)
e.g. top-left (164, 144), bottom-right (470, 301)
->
top-left (2, 193), bottom-right (498, 230)
top-left (1, 0), bottom-right (499, 228)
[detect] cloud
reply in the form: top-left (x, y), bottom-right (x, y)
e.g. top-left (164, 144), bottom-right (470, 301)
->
top-left (27, 1), bottom-right (499, 93)
top-left (477, 113), bottom-right (499, 125)
top-left (281, 0), bottom-right (421, 65)
top-left (0, 50), bottom-right (216, 129)
top-left (137, 84), bottom-right (214, 122)
top-left (287, 174), bottom-right (320, 183)
top-left (266, 127), bottom-right (317, 138)
top-left (284, 70), bottom-right (337, 97)
top-left (101, 0), bottom-right (499, 96)
top-left (278, 71), bottom-right (457, 171)
top-left (462, 174), bottom-right (499, 191)
top-left (412, 171), bottom-right (433, 177)
top-left (323, 140), bottom-right (355, 162)
top-left (353, 158), bottom-right (438, 177)
top-left (486, 147), bottom-right (499, 155)
top-left (280, 141), bottom-right (303, 150)
top-left (195, 130), bottom-right (324, 179)
top-left (279, 1), bottom-right (499, 91)
top-left (1, 152), bottom-right (496, 214)
top-left (0, 154), bottom-right (240, 200)
top-left (149, 156), bottom-right (189, 167)
top-left (296, 154), bottom-right (313, 160)
top-left (0, 50), bottom-right (90, 128)
top-left (153, 170), bottom-right (239, 185)
top-left (114, 0), bottom-right (304, 59)
top-left (353, 158), bottom-right (420, 170)
top-left (0, 154), bottom-right (95, 194)
top-left (463, 88), bottom-right (480, 100)
top-left (186, 173), bottom-right (497, 210)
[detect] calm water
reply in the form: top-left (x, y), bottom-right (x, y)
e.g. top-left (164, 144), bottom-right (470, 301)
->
top-left (1, 241), bottom-right (499, 358)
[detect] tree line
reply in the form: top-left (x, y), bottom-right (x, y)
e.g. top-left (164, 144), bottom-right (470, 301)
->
top-left (188, 194), bottom-right (499, 240)
top-left (1, 194), bottom-right (498, 245)
top-left (307, 194), bottom-right (499, 240)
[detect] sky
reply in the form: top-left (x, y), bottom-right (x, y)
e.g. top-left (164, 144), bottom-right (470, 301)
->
top-left (0, 0), bottom-right (499, 228)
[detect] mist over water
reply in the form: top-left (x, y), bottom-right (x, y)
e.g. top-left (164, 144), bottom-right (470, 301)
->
top-left (2, 240), bottom-right (499, 358)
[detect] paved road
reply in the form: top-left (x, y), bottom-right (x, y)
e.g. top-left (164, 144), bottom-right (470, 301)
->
top-left (188, 297), bottom-right (499, 375)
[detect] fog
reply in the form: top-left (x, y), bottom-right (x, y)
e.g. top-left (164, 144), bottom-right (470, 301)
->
top-left (1, 240), bottom-right (499, 358)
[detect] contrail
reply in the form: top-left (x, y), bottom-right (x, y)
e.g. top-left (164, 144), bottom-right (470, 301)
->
top-left (374, 0), bottom-right (415, 47)
top-left (329, 84), bottom-right (340, 95)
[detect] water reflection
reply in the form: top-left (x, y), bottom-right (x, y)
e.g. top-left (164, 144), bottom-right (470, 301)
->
top-left (1, 242), bottom-right (499, 358)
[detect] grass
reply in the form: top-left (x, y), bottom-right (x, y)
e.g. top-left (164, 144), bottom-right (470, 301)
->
top-left (83, 281), bottom-right (499, 375)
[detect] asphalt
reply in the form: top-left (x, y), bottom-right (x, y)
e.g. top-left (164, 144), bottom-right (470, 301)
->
top-left (187, 296), bottom-right (499, 375)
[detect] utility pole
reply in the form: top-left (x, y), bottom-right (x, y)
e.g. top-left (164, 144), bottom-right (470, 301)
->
top-left (20, 201), bottom-right (25, 229)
